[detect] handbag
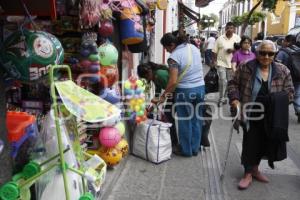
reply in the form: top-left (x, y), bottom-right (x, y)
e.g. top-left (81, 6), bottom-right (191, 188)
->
top-left (204, 67), bottom-right (219, 94)
top-left (132, 118), bottom-right (172, 164)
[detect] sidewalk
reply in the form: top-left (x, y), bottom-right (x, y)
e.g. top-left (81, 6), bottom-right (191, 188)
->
top-left (99, 66), bottom-right (300, 200)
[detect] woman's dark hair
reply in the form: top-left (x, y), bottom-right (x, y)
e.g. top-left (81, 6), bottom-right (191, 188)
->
top-left (240, 35), bottom-right (252, 46)
top-left (160, 32), bottom-right (188, 47)
top-left (137, 62), bottom-right (168, 79)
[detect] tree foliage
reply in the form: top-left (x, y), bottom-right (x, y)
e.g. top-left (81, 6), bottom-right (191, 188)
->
top-left (200, 14), bottom-right (217, 30)
top-left (233, 0), bottom-right (281, 35)
top-left (232, 11), bottom-right (266, 26)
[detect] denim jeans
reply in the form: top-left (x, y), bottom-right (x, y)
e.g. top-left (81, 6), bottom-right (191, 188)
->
top-left (217, 66), bottom-right (233, 101)
top-left (294, 82), bottom-right (300, 114)
top-left (175, 85), bottom-right (205, 156)
top-left (205, 49), bottom-right (213, 66)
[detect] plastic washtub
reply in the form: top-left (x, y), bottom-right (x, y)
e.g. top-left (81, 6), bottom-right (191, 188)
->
top-left (6, 111), bottom-right (36, 143)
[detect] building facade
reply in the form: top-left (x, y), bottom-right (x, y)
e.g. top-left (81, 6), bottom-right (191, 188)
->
top-left (219, 0), bottom-right (300, 39)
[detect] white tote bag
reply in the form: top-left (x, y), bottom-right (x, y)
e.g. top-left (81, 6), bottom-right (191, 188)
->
top-left (132, 119), bottom-right (172, 164)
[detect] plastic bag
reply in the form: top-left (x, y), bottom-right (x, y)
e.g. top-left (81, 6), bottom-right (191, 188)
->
top-left (204, 67), bottom-right (219, 94)
top-left (35, 110), bottom-right (83, 200)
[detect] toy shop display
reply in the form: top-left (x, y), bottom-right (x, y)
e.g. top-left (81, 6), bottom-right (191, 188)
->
top-left (0, 30), bottom-right (64, 81)
top-left (124, 77), bottom-right (147, 123)
top-left (0, 0), bottom-right (159, 198)
top-left (93, 121), bottom-right (128, 167)
top-left (77, 32), bottom-right (101, 85)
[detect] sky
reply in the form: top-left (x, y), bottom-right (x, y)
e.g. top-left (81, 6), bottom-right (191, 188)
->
top-left (199, 0), bottom-right (228, 16)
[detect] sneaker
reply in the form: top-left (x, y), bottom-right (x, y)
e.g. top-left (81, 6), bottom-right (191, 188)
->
top-left (238, 173), bottom-right (252, 190)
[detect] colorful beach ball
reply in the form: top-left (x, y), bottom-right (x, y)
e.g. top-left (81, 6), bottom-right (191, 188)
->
top-left (115, 139), bottom-right (129, 158)
top-left (99, 127), bottom-right (121, 148)
top-left (98, 43), bottom-right (118, 66)
top-left (98, 146), bottom-right (123, 167)
top-left (114, 122), bottom-right (125, 137)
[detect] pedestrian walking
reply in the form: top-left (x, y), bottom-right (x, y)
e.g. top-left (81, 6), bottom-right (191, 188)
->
top-left (275, 35), bottom-right (300, 123)
top-left (200, 37), bottom-right (206, 63)
top-left (205, 33), bottom-right (216, 66)
top-left (212, 22), bottom-right (241, 106)
top-left (152, 32), bottom-right (205, 157)
top-left (137, 62), bottom-right (178, 146)
top-left (231, 35), bottom-right (256, 72)
top-left (228, 40), bottom-right (294, 190)
top-left (251, 32), bottom-right (264, 53)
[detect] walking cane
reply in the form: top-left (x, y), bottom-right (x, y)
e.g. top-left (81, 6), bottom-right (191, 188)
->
top-left (220, 106), bottom-right (240, 180)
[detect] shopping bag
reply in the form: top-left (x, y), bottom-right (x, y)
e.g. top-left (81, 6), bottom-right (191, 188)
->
top-left (204, 67), bottom-right (219, 94)
top-left (132, 119), bottom-right (172, 164)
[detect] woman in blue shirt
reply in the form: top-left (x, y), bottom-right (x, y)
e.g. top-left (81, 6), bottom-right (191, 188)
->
top-left (153, 32), bottom-right (205, 157)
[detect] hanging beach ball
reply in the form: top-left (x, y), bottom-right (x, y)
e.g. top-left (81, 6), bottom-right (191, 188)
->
top-left (98, 20), bottom-right (114, 37)
top-left (98, 43), bottom-right (118, 66)
top-left (99, 127), bottom-right (121, 148)
top-left (98, 146), bottom-right (123, 167)
top-left (115, 139), bottom-right (129, 158)
top-left (0, 30), bottom-right (64, 81)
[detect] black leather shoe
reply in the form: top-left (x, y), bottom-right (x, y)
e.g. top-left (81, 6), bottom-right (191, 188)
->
top-left (201, 137), bottom-right (210, 147)
top-left (192, 151), bottom-right (198, 156)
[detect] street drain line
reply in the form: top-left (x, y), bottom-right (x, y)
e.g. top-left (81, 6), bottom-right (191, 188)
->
top-left (201, 127), bottom-right (228, 200)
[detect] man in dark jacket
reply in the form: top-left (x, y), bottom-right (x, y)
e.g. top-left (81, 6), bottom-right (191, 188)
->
top-left (275, 35), bottom-right (300, 122)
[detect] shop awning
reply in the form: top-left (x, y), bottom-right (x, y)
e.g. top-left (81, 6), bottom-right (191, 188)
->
top-left (195, 0), bottom-right (214, 8)
top-left (178, 2), bottom-right (200, 26)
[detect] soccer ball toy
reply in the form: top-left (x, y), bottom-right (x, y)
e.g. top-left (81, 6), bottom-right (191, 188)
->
top-left (98, 146), bottom-right (122, 167)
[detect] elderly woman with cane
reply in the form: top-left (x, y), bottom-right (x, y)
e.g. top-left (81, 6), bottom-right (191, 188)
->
top-left (228, 40), bottom-right (294, 189)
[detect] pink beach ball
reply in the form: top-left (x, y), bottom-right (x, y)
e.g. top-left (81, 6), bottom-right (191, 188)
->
top-left (99, 127), bottom-right (121, 148)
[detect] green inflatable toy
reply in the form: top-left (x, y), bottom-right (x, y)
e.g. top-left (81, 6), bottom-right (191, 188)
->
top-left (98, 43), bottom-right (118, 66)
top-left (0, 30), bottom-right (64, 81)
